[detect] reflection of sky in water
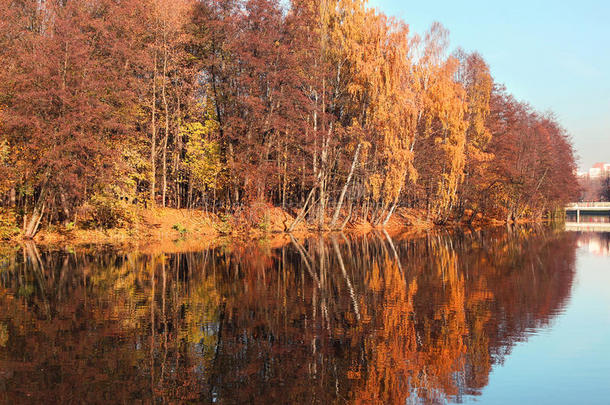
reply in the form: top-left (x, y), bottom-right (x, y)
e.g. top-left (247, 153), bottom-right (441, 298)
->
top-left (464, 232), bottom-right (610, 404)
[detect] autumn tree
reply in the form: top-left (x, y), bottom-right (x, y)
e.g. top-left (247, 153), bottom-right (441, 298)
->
top-left (411, 23), bottom-right (468, 223)
top-left (0, 0), bottom-right (149, 236)
top-left (142, 0), bottom-right (193, 207)
top-left (485, 89), bottom-right (578, 221)
top-left (454, 50), bottom-right (494, 220)
top-left (183, 98), bottom-right (224, 210)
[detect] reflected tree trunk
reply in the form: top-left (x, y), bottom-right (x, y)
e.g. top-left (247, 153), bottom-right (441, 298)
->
top-left (331, 236), bottom-right (360, 321)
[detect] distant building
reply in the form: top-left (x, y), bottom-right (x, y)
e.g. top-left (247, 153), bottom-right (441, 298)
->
top-left (589, 167), bottom-right (601, 178)
top-left (579, 162), bottom-right (610, 202)
top-left (589, 162), bottom-right (610, 179)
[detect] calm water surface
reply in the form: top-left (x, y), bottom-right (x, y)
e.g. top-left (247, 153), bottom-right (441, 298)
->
top-left (0, 228), bottom-right (609, 404)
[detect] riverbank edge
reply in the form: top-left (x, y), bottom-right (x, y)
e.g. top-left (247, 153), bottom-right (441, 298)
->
top-left (6, 206), bottom-right (510, 253)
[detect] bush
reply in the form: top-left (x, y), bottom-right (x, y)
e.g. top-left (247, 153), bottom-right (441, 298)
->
top-left (229, 201), bottom-right (271, 233)
top-left (0, 208), bottom-right (19, 240)
top-left (214, 213), bottom-right (233, 235)
top-left (172, 223), bottom-right (188, 236)
top-left (77, 193), bottom-right (137, 229)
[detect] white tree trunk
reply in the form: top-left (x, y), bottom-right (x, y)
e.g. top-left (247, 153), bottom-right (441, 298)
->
top-left (330, 142), bottom-right (361, 229)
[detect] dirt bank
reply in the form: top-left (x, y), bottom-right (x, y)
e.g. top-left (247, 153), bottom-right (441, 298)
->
top-left (20, 206), bottom-right (444, 253)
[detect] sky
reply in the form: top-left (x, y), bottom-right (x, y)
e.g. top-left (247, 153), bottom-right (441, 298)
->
top-left (368, 0), bottom-right (610, 170)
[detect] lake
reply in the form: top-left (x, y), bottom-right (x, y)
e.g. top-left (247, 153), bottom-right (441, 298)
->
top-left (0, 227), bottom-right (609, 404)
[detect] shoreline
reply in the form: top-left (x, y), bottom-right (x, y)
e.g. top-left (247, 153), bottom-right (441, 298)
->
top-left (5, 206), bottom-right (529, 253)
top-left (15, 206), bottom-right (436, 252)
top-left (9, 209), bottom-right (531, 256)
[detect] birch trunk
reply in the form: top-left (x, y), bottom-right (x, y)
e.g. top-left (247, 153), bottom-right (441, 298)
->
top-left (161, 40), bottom-right (170, 207)
top-left (381, 183), bottom-right (404, 227)
top-left (24, 189), bottom-right (47, 239)
top-left (330, 142), bottom-right (361, 229)
top-left (288, 177), bottom-right (319, 233)
top-left (150, 48), bottom-right (158, 206)
top-left (317, 125), bottom-right (331, 229)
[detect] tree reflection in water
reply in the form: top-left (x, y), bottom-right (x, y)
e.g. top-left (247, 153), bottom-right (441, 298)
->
top-left (0, 227), bottom-right (578, 403)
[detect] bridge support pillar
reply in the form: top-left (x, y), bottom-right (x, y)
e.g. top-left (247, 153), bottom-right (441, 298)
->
top-left (577, 209), bottom-right (580, 223)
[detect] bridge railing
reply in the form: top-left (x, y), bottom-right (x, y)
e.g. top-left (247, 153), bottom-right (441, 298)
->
top-left (566, 202), bottom-right (610, 209)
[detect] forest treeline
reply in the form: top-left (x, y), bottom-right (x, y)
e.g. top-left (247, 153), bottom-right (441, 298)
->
top-left (0, 0), bottom-right (579, 237)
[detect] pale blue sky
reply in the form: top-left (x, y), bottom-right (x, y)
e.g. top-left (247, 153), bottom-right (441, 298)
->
top-left (369, 0), bottom-right (610, 170)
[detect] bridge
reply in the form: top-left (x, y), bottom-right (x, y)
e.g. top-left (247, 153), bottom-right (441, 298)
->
top-left (565, 202), bottom-right (610, 231)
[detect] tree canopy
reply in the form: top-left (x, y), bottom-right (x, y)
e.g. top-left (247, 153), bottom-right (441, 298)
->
top-left (0, 0), bottom-right (579, 235)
